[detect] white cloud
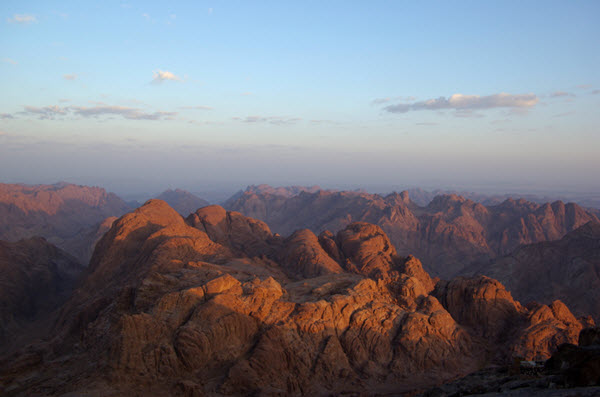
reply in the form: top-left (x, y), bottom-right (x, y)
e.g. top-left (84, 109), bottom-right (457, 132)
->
top-left (1, 113), bottom-right (14, 119)
top-left (63, 74), bottom-right (77, 80)
top-left (2, 58), bottom-right (17, 65)
top-left (152, 69), bottom-right (180, 83)
top-left (7, 14), bottom-right (37, 24)
top-left (383, 93), bottom-right (539, 114)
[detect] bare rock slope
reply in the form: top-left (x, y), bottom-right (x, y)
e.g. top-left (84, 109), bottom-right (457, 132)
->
top-left (0, 200), bottom-right (592, 396)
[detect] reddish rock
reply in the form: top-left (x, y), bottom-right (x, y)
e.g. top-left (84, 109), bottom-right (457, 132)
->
top-left (0, 201), bottom-right (592, 396)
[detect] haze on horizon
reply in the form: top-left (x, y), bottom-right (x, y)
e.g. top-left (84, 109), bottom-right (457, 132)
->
top-left (1, 1), bottom-right (599, 196)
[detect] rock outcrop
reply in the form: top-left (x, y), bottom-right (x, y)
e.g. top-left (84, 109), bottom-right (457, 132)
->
top-left (0, 201), bottom-right (592, 396)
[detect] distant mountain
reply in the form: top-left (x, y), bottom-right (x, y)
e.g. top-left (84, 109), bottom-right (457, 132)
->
top-left (224, 184), bottom-right (324, 206)
top-left (226, 186), bottom-right (599, 278)
top-left (155, 188), bottom-right (209, 216)
top-left (0, 182), bottom-right (134, 263)
top-left (1, 200), bottom-right (589, 395)
top-left (0, 237), bottom-right (82, 353)
top-left (472, 221), bottom-right (600, 321)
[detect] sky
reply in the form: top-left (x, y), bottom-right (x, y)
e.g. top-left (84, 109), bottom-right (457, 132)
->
top-left (1, 1), bottom-right (599, 196)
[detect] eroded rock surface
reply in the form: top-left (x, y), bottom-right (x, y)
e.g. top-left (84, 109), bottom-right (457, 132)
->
top-left (0, 200), bottom-right (592, 396)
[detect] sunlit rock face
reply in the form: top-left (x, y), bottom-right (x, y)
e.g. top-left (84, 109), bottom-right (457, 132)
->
top-left (0, 200), bottom-right (592, 396)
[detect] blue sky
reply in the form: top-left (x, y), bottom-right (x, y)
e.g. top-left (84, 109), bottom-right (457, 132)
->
top-left (1, 1), bottom-right (599, 195)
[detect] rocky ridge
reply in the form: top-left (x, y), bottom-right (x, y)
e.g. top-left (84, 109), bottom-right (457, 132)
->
top-left (0, 200), bottom-right (592, 396)
top-left (226, 187), bottom-right (599, 278)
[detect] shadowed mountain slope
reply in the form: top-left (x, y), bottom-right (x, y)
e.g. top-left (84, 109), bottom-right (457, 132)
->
top-left (0, 182), bottom-right (133, 263)
top-left (472, 221), bottom-right (600, 322)
top-left (0, 237), bottom-right (83, 354)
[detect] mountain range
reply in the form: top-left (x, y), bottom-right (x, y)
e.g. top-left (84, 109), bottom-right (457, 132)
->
top-left (0, 199), bottom-right (594, 395)
top-left (225, 187), bottom-right (599, 279)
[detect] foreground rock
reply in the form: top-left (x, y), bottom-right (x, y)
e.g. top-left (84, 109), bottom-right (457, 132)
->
top-left (0, 201), bottom-right (592, 396)
top-left (419, 327), bottom-right (600, 396)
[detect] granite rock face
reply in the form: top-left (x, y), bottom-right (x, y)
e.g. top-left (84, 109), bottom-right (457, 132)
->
top-left (0, 200), bottom-right (592, 396)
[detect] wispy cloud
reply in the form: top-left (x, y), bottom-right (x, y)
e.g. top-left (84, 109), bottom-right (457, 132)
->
top-left (549, 91), bottom-right (575, 98)
top-left (592, 90), bottom-right (600, 95)
top-left (371, 96), bottom-right (416, 105)
top-left (2, 58), bottom-right (17, 65)
top-left (179, 105), bottom-right (213, 110)
top-left (152, 69), bottom-right (180, 83)
top-left (17, 104), bottom-right (177, 121)
top-left (382, 93), bottom-right (539, 114)
top-left (70, 105), bottom-right (177, 120)
top-left (7, 14), bottom-right (37, 24)
top-left (576, 84), bottom-right (592, 90)
top-left (63, 74), bottom-right (77, 80)
top-left (1, 113), bottom-right (14, 119)
top-left (232, 116), bottom-right (301, 125)
top-left (20, 105), bottom-right (67, 120)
